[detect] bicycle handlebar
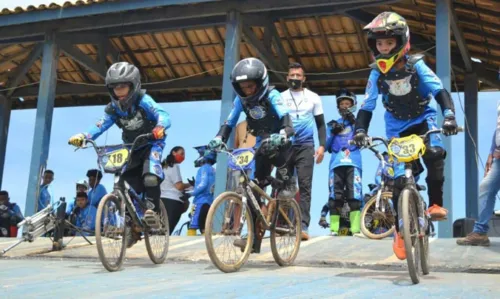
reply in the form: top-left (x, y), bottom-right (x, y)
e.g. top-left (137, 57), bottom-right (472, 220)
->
top-left (348, 126), bottom-right (464, 148)
top-left (69, 132), bottom-right (155, 154)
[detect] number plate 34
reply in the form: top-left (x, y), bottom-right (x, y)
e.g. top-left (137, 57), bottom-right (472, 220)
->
top-left (234, 151), bottom-right (254, 167)
top-left (388, 134), bottom-right (426, 163)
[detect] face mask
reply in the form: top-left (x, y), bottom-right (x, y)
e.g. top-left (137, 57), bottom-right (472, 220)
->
top-left (174, 153), bottom-right (185, 164)
top-left (287, 79), bottom-right (303, 90)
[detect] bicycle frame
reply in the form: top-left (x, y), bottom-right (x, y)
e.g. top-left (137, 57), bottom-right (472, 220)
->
top-left (219, 144), bottom-right (296, 236)
top-left (77, 133), bottom-right (154, 230)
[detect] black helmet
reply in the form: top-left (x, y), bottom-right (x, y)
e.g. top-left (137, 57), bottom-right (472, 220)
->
top-left (230, 58), bottom-right (269, 104)
top-left (336, 88), bottom-right (357, 113)
top-left (105, 62), bottom-right (142, 112)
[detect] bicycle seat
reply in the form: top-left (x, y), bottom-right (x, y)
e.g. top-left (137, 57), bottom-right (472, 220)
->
top-left (368, 184), bottom-right (377, 191)
top-left (416, 184), bottom-right (426, 191)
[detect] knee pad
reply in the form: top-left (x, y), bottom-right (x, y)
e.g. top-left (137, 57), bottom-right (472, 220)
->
top-left (347, 200), bottom-right (361, 211)
top-left (423, 146), bottom-right (446, 161)
top-left (143, 174), bottom-right (160, 187)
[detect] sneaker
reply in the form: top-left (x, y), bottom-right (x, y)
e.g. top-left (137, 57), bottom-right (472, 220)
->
top-left (392, 232), bottom-right (406, 260)
top-left (456, 232), bottom-right (490, 246)
top-left (301, 225), bottom-right (310, 241)
top-left (427, 204), bottom-right (448, 221)
top-left (126, 227), bottom-right (141, 248)
top-left (143, 209), bottom-right (160, 229)
top-left (330, 231), bottom-right (338, 236)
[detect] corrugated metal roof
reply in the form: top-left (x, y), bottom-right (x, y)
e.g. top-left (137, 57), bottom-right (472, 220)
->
top-left (0, 0), bottom-right (498, 109)
top-left (0, 0), bottom-right (113, 16)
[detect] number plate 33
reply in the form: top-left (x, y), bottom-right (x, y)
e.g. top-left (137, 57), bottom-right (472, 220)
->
top-left (388, 134), bottom-right (426, 163)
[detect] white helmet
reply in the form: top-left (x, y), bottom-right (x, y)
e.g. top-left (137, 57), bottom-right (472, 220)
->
top-left (76, 179), bottom-right (89, 191)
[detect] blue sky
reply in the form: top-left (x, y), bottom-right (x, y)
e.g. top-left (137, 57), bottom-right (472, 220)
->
top-left (2, 90), bottom-right (499, 236)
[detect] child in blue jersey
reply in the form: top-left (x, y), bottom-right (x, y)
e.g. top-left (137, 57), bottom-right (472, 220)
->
top-left (187, 146), bottom-right (216, 235)
top-left (352, 12), bottom-right (459, 259)
top-left (69, 62), bottom-right (171, 248)
top-left (208, 58), bottom-right (295, 253)
top-left (325, 88), bottom-right (362, 236)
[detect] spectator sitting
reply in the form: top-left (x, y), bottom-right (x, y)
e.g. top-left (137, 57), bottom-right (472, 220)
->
top-left (73, 192), bottom-right (97, 236)
top-left (0, 190), bottom-right (24, 237)
top-left (37, 169), bottom-right (55, 212)
top-left (87, 169), bottom-right (107, 208)
top-left (66, 179), bottom-right (90, 216)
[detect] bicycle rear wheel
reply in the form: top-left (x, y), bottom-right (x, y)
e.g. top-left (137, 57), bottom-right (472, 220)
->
top-left (270, 198), bottom-right (302, 266)
top-left (399, 188), bottom-right (421, 284)
top-left (204, 192), bottom-right (254, 273)
top-left (95, 193), bottom-right (127, 272)
top-left (145, 200), bottom-right (170, 264)
top-left (360, 192), bottom-right (395, 240)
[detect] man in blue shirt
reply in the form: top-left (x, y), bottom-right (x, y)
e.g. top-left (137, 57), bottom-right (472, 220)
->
top-left (280, 62), bottom-right (326, 241)
top-left (73, 192), bottom-right (97, 236)
top-left (37, 169), bottom-right (55, 212)
top-left (86, 169), bottom-right (108, 208)
top-left (457, 106), bottom-right (500, 246)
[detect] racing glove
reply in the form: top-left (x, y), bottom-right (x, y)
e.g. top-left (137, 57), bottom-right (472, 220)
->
top-left (353, 130), bottom-right (368, 147)
top-left (187, 176), bottom-right (195, 187)
top-left (269, 132), bottom-right (287, 149)
top-left (319, 217), bottom-right (329, 229)
top-left (442, 115), bottom-right (458, 136)
top-left (340, 109), bottom-right (356, 124)
top-left (68, 133), bottom-right (85, 147)
top-left (208, 137), bottom-right (223, 151)
top-left (152, 126), bottom-right (165, 139)
top-left (329, 121), bottom-right (345, 135)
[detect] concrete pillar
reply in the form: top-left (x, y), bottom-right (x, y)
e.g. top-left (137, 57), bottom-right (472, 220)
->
top-left (464, 72), bottom-right (479, 218)
top-left (25, 31), bottom-right (59, 216)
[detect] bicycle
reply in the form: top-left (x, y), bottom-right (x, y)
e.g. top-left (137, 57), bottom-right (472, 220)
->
top-left (352, 127), bottom-right (462, 284)
top-left (72, 133), bottom-right (169, 272)
top-left (204, 139), bottom-right (302, 273)
top-left (359, 144), bottom-right (397, 239)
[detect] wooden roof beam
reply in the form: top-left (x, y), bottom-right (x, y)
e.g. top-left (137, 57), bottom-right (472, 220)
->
top-left (58, 40), bottom-right (107, 79)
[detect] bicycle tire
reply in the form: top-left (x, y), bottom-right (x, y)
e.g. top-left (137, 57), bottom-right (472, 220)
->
top-left (399, 188), bottom-right (421, 284)
top-left (204, 192), bottom-right (254, 273)
top-left (419, 196), bottom-right (430, 275)
top-left (95, 193), bottom-right (127, 272)
top-left (360, 192), bottom-right (395, 240)
top-left (270, 198), bottom-right (302, 266)
top-left (145, 200), bottom-right (170, 264)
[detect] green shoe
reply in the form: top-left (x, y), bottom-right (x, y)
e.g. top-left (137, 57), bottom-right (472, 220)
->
top-left (349, 210), bottom-right (361, 234)
top-left (330, 215), bottom-right (340, 234)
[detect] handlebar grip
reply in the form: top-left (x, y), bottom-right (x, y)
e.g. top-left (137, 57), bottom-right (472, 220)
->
top-left (348, 140), bottom-right (354, 145)
top-left (456, 126), bottom-right (464, 133)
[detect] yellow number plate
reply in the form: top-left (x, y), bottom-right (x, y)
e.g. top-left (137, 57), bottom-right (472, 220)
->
top-left (235, 151), bottom-right (254, 167)
top-left (387, 134), bottom-right (426, 163)
top-left (105, 148), bottom-right (129, 168)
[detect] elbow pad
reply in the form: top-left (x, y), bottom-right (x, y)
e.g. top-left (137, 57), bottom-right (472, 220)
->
top-left (216, 124), bottom-right (232, 143)
top-left (355, 110), bottom-right (373, 133)
top-left (434, 89), bottom-right (455, 114)
top-left (280, 114), bottom-right (295, 137)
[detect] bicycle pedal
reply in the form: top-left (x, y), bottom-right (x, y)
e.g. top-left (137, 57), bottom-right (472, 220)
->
top-left (143, 214), bottom-right (160, 229)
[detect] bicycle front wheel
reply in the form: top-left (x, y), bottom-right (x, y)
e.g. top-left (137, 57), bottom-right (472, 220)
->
top-left (95, 193), bottom-right (127, 272)
top-left (360, 192), bottom-right (395, 240)
top-left (399, 188), bottom-right (421, 284)
top-left (145, 200), bottom-right (170, 264)
top-left (204, 192), bottom-right (254, 273)
top-left (270, 198), bottom-right (302, 266)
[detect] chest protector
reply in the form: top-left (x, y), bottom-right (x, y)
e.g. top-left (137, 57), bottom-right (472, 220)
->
top-left (375, 54), bottom-right (431, 120)
top-left (106, 102), bottom-right (156, 145)
top-left (331, 121), bottom-right (357, 153)
top-left (241, 88), bottom-right (280, 137)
